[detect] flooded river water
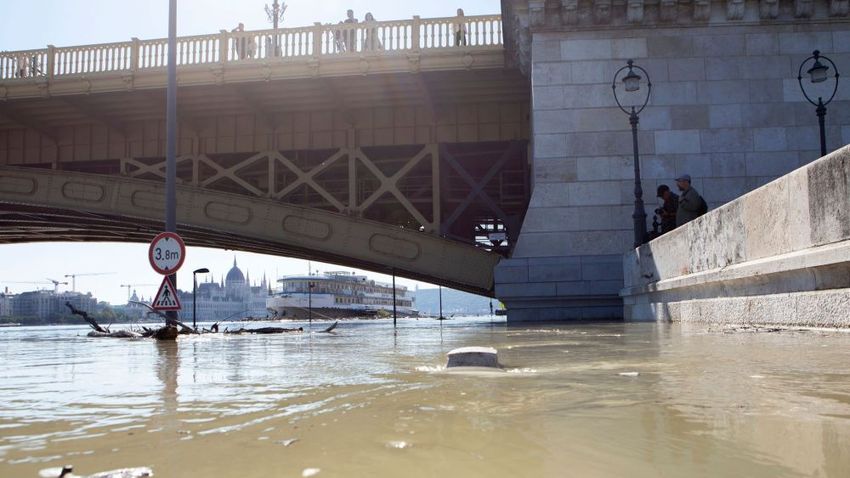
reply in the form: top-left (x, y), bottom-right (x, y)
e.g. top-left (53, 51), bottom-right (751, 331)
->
top-left (1, 318), bottom-right (849, 477)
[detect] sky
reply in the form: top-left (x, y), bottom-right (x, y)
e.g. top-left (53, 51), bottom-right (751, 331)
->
top-left (0, 0), bottom-right (501, 305)
top-left (0, 242), bottom-right (419, 305)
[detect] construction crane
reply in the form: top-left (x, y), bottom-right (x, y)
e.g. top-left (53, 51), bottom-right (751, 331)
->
top-left (64, 272), bottom-right (116, 292)
top-left (120, 283), bottom-right (158, 302)
top-left (46, 278), bottom-right (69, 293)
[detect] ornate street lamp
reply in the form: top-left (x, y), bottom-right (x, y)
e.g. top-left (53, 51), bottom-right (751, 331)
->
top-left (265, 0), bottom-right (288, 56)
top-left (798, 50), bottom-right (840, 157)
top-left (612, 59), bottom-right (652, 248)
top-left (192, 267), bottom-right (209, 330)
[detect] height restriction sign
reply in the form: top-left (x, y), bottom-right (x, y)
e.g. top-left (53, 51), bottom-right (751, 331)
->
top-left (149, 232), bottom-right (186, 275)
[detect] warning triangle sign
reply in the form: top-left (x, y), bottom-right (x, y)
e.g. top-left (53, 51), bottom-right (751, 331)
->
top-left (152, 276), bottom-right (182, 311)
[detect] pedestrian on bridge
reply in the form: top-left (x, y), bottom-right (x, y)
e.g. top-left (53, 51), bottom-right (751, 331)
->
top-left (232, 23), bottom-right (247, 60)
top-left (454, 8), bottom-right (468, 46)
top-left (362, 12), bottom-right (383, 52)
top-left (15, 54), bottom-right (29, 78)
top-left (342, 9), bottom-right (358, 52)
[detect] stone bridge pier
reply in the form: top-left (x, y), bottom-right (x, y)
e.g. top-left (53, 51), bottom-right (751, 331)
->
top-left (496, 0), bottom-right (850, 321)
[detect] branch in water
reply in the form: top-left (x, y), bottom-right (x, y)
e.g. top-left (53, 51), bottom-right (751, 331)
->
top-left (65, 301), bottom-right (107, 333)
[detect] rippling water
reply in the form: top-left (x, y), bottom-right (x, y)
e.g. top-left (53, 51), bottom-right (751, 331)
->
top-left (1, 318), bottom-right (849, 477)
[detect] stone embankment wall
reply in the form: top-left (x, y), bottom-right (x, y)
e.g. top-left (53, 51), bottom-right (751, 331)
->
top-left (497, 0), bottom-right (850, 322)
top-left (622, 145), bottom-right (850, 327)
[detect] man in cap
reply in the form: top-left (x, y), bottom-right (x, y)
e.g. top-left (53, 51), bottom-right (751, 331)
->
top-left (675, 174), bottom-right (707, 227)
top-left (655, 184), bottom-right (679, 234)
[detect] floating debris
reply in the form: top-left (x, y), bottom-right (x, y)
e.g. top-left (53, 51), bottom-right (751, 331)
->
top-left (276, 438), bottom-right (299, 447)
top-left (39, 466), bottom-right (153, 478)
top-left (415, 365), bottom-right (445, 373)
top-left (717, 325), bottom-right (786, 334)
top-left (618, 372), bottom-right (640, 377)
top-left (385, 440), bottom-right (412, 449)
top-left (88, 468), bottom-right (154, 478)
top-left (302, 468), bottom-right (321, 477)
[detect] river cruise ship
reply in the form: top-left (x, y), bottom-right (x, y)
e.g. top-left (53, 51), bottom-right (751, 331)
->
top-left (266, 271), bottom-right (416, 319)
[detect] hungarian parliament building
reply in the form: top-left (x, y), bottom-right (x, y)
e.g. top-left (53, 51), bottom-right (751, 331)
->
top-left (174, 258), bottom-right (271, 322)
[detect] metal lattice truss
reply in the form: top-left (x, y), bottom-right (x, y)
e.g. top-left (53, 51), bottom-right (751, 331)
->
top-left (118, 141), bottom-right (528, 245)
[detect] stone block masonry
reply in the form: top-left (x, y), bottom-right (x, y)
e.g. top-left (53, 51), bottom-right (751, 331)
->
top-left (497, 0), bottom-right (850, 322)
top-left (622, 145), bottom-right (850, 327)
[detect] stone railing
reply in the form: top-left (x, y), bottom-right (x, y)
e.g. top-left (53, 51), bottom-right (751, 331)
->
top-left (0, 14), bottom-right (502, 81)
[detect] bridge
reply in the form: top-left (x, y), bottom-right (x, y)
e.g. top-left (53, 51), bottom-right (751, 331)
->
top-left (7, 2), bottom-right (846, 321)
top-left (0, 14), bottom-right (530, 296)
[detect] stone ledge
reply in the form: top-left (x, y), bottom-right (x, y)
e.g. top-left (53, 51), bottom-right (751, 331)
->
top-left (620, 240), bottom-right (850, 297)
top-left (629, 289), bottom-right (850, 327)
top-left (510, 0), bottom-right (850, 32)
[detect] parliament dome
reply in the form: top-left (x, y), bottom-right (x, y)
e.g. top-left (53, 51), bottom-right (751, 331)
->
top-left (226, 258), bottom-right (245, 284)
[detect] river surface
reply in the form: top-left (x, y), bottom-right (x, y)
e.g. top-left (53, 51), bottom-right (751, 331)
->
top-left (1, 318), bottom-right (849, 477)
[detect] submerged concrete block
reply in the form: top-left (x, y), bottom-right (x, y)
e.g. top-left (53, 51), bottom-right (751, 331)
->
top-left (446, 347), bottom-right (501, 368)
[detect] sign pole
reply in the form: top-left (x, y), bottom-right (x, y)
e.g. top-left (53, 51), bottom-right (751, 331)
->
top-left (165, 0), bottom-right (178, 327)
top-left (392, 269), bottom-right (397, 328)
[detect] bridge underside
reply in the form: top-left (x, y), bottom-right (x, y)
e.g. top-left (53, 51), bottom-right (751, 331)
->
top-left (0, 43), bottom-right (530, 295)
top-left (0, 167), bottom-right (501, 295)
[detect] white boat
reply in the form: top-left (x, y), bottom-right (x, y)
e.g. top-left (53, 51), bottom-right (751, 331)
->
top-left (266, 271), bottom-right (416, 319)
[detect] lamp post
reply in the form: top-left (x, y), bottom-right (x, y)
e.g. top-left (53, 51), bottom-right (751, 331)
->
top-left (612, 59), bottom-right (652, 248)
top-left (798, 50), bottom-right (840, 157)
top-left (164, 0), bottom-right (179, 329)
top-left (438, 285), bottom-right (444, 320)
top-left (265, 0), bottom-right (287, 56)
top-left (392, 270), bottom-right (397, 327)
top-left (192, 268), bottom-right (209, 330)
top-left (307, 279), bottom-right (315, 327)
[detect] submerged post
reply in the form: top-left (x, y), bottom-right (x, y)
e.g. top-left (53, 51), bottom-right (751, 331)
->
top-left (308, 279), bottom-right (314, 328)
top-left (439, 285), bottom-right (443, 320)
top-left (392, 270), bottom-right (397, 327)
top-left (165, 0), bottom-right (178, 328)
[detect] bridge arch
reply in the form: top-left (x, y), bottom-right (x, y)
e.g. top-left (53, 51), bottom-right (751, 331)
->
top-left (0, 166), bottom-right (500, 295)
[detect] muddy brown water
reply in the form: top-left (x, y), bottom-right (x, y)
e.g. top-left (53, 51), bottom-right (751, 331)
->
top-left (1, 319), bottom-right (849, 477)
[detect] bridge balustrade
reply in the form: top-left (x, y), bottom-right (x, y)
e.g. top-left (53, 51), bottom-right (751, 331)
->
top-left (0, 14), bottom-right (502, 81)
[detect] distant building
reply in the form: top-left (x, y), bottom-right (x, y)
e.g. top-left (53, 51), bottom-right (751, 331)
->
top-left (178, 258), bottom-right (270, 322)
top-left (9, 290), bottom-right (97, 321)
top-left (0, 293), bottom-right (12, 317)
top-left (114, 289), bottom-right (151, 320)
